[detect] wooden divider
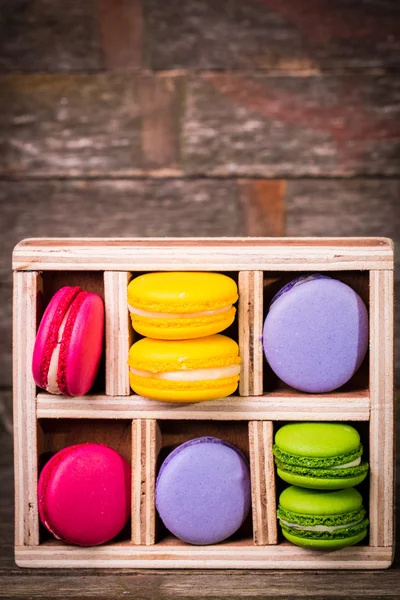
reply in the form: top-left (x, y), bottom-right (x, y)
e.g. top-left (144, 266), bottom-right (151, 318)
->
top-left (104, 271), bottom-right (132, 396)
top-left (369, 270), bottom-right (394, 548)
top-left (238, 271), bottom-right (264, 396)
top-left (249, 421), bottom-right (277, 545)
top-left (132, 419), bottom-right (161, 545)
top-left (13, 271), bottom-right (41, 546)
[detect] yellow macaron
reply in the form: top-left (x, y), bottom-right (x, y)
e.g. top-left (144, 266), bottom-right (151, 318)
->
top-left (128, 334), bottom-right (241, 402)
top-left (127, 272), bottom-right (238, 340)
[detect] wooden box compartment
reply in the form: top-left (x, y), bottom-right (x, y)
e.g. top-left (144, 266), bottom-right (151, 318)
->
top-left (12, 237), bottom-right (394, 569)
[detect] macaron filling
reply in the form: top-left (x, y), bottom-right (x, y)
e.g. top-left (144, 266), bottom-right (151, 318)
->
top-left (46, 303), bottom-right (74, 394)
top-left (128, 305), bottom-right (233, 319)
top-left (129, 364), bottom-right (241, 382)
top-left (273, 443), bottom-right (363, 468)
top-left (277, 506), bottom-right (368, 540)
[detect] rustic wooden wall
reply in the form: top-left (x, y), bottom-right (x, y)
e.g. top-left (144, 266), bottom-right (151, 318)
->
top-left (0, 0), bottom-right (399, 421)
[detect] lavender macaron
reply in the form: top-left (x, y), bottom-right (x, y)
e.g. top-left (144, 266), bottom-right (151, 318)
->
top-left (263, 274), bottom-right (369, 393)
top-left (155, 437), bottom-right (251, 545)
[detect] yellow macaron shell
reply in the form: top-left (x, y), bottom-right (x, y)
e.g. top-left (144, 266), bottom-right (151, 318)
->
top-left (128, 334), bottom-right (240, 402)
top-left (128, 272), bottom-right (238, 339)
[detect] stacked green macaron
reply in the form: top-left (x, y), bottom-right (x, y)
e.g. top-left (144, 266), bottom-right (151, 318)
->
top-left (273, 423), bottom-right (369, 550)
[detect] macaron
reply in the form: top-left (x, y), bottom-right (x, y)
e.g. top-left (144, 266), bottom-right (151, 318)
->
top-left (273, 423), bottom-right (369, 489)
top-left (128, 334), bottom-right (241, 402)
top-left (263, 274), bottom-right (369, 393)
top-left (32, 285), bottom-right (104, 396)
top-left (127, 272), bottom-right (238, 339)
top-left (277, 486), bottom-right (369, 550)
top-left (38, 443), bottom-right (131, 546)
top-left (155, 437), bottom-right (251, 545)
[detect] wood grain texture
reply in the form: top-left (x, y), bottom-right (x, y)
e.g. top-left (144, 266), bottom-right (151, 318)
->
top-left (238, 271), bottom-right (264, 396)
top-left (12, 271), bottom-right (41, 546)
top-left (369, 270), bottom-right (395, 548)
top-left (104, 272), bottom-right (132, 397)
top-left (144, 0), bottom-right (400, 71)
top-left (249, 421), bottom-right (277, 545)
top-left (12, 237), bottom-right (394, 273)
top-left (0, 74), bottom-right (182, 176)
top-left (36, 391), bottom-right (371, 421)
top-left (0, 0), bottom-right (101, 72)
top-left (184, 73), bottom-right (400, 176)
top-left (1, 74), bottom-right (400, 177)
top-left (98, 0), bottom-right (143, 70)
top-left (238, 180), bottom-right (285, 237)
top-left (132, 419), bottom-right (160, 545)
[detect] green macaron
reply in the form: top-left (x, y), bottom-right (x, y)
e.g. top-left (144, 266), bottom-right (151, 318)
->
top-left (277, 486), bottom-right (369, 550)
top-left (273, 423), bottom-right (369, 489)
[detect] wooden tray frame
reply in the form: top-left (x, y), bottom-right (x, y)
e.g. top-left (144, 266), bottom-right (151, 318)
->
top-left (12, 237), bottom-right (395, 569)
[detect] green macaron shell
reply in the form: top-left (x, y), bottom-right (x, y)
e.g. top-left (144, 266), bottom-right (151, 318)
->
top-left (281, 529), bottom-right (368, 550)
top-left (273, 444), bottom-right (363, 468)
top-left (276, 467), bottom-right (368, 489)
top-left (275, 423), bottom-right (361, 458)
top-left (280, 518), bottom-right (369, 541)
top-left (279, 486), bottom-right (364, 514)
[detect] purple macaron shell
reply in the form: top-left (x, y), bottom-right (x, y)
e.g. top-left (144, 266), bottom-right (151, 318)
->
top-left (155, 437), bottom-right (251, 545)
top-left (263, 275), bottom-right (369, 393)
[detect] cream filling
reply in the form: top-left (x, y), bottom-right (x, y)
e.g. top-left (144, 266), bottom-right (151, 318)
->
top-left (279, 517), bottom-right (363, 533)
top-left (46, 304), bottom-right (73, 395)
top-left (329, 457), bottom-right (362, 469)
top-left (128, 304), bottom-right (232, 319)
top-left (129, 364), bottom-right (241, 382)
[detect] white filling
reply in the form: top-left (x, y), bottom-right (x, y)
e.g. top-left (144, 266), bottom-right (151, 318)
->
top-left (46, 304), bottom-right (73, 395)
top-left (329, 457), bottom-right (362, 469)
top-left (279, 517), bottom-right (363, 533)
top-left (128, 304), bottom-right (232, 319)
top-left (129, 364), bottom-right (241, 381)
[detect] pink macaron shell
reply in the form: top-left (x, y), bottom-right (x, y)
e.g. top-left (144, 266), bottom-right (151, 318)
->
top-left (38, 443), bottom-right (131, 546)
top-left (58, 292), bottom-right (104, 396)
top-left (32, 286), bottom-right (81, 390)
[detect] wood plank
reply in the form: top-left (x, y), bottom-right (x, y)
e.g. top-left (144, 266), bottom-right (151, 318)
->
top-left (144, 0), bottom-right (400, 71)
top-left (369, 270), bottom-right (395, 548)
top-left (249, 421), bottom-right (277, 545)
top-left (238, 180), bottom-right (286, 237)
top-left (0, 0), bottom-right (101, 72)
top-left (184, 73), bottom-right (400, 177)
top-left (12, 237), bottom-right (394, 272)
top-left (36, 391), bottom-right (371, 421)
top-left (12, 271), bottom-right (41, 546)
top-left (104, 272), bottom-right (132, 396)
top-left (131, 420), bottom-right (161, 545)
top-left (14, 541), bottom-right (393, 569)
top-left (98, 0), bottom-right (143, 70)
top-left (0, 74), bottom-right (182, 177)
top-left (238, 271), bottom-right (263, 396)
top-left (2, 74), bottom-right (400, 177)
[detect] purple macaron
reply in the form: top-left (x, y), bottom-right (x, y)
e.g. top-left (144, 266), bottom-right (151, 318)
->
top-left (155, 437), bottom-right (251, 545)
top-left (263, 274), bottom-right (369, 393)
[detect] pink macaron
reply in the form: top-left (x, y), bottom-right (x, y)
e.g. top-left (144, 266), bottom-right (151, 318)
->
top-left (32, 286), bottom-right (104, 396)
top-left (38, 443), bottom-right (131, 546)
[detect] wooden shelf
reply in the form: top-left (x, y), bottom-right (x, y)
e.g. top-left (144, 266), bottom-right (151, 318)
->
top-left (15, 540), bottom-right (393, 570)
top-left (36, 390), bottom-right (370, 421)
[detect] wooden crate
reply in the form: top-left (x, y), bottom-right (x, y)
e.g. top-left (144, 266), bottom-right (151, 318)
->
top-left (12, 237), bottom-right (395, 569)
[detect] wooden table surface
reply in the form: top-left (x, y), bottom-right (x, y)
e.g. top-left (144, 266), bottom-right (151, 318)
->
top-left (0, 398), bottom-right (398, 600)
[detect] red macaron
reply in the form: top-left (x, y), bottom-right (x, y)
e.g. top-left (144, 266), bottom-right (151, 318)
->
top-left (32, 286), bottom-right (104, 396)
top-left (38, 443), bottom-right (131, 546)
